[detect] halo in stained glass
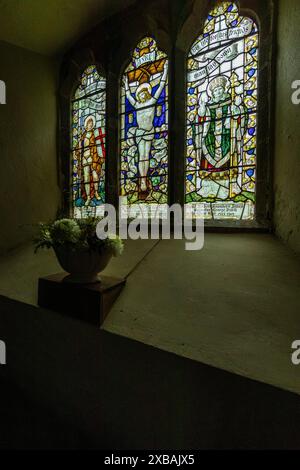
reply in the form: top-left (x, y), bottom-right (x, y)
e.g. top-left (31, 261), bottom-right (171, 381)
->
top-left (185, 2), bottom-right (259, 220)
top-left (71, 65), bottom-right (106, 219)
top-left (120, 37), bottom-right (169, 218)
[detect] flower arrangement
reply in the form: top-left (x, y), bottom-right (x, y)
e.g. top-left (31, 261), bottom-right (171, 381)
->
top-left (34, 218), bottom-right (124, 257)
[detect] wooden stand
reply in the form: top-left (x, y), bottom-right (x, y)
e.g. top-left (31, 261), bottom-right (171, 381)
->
top-left (38, 273), bottom-right (126, 327)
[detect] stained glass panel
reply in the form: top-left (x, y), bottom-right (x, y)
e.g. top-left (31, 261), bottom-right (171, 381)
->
top-left (72, 65), bottom-right (106, 218)
top-left (186, 2), bottom-right (258, 220)
top-left (120, 37), bottom-right (169, 217)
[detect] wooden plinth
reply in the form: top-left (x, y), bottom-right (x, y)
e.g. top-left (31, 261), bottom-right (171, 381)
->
top-left (38, 273), bottom-right (126, 327)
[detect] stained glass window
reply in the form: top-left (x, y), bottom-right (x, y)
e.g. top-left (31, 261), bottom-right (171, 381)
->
top-left (72, 65), bottom-right (106, 218)
top-left (186, 2), bottom-right (258, 220)
top-left (120, 37), bottom-right (169, 217)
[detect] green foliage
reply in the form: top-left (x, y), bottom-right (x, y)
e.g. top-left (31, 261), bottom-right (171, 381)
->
top-left (186, 191), bottom-right (256, 204)
top-left (233, 191), bottom-right (256, 203)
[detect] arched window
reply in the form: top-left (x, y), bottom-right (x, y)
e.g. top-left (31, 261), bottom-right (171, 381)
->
top-left (186, 2), bottom-right (258, 221)
top-left (120, 37), bottom-right (169, 216)
top-left (72, 65), bottom-right (106, 218)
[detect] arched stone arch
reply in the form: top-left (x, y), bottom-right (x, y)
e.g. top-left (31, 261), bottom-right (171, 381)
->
top-left (59, 48), bottom-right (106, 216)
top-left (176, 0), bottom-right (275, 226)
top-left (119, 36), bottom-right (169, 216)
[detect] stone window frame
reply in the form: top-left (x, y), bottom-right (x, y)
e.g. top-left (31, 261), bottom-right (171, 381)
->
top-left (58, 0), bottom-right (276, 230)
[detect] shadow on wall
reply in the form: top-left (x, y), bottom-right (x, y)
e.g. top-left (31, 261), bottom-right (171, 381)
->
top-left (1, 294), bottom-right (300, 449)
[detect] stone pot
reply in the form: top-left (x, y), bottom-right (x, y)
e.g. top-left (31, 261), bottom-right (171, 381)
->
top-left (54, 245), bottom-right (112, 284)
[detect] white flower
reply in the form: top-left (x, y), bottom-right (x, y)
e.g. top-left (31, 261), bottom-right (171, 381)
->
top-left (51, 219), bottom-right (81, 244)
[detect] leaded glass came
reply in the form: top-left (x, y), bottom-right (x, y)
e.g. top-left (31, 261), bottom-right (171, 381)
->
top-left (186, 2), bottom-right (258, 220)
top-left (72, 66), bottom-right (106, 218)
top-left (120, 37), bottom-right (169, 216)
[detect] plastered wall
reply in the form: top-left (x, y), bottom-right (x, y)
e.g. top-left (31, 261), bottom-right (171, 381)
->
top-left (274, 0), bottom-right (300, 254)
top-left (0, 41), bottom-right (60, 254)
